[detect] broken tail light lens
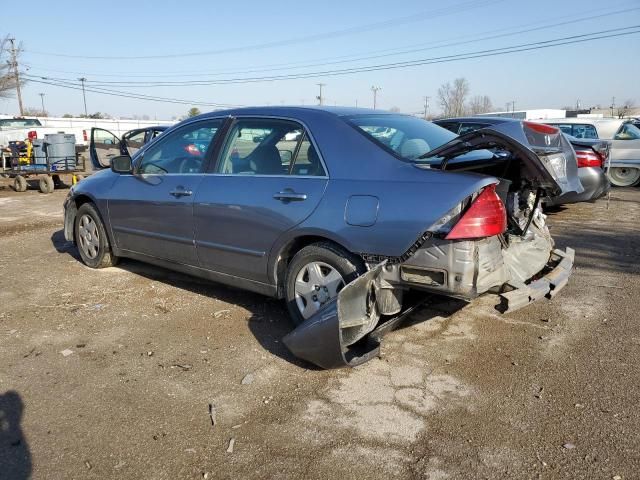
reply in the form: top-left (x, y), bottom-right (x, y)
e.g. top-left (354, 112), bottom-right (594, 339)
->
top-left (83, 130), bottom-right (88, 142)
top-left (445, 184), bottom-right (507, 240)
top-left (575, 150), bottom-right (602, 168)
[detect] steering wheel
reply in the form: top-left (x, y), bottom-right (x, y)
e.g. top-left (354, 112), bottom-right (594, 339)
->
top-left (178, 156), bottom-right (202, 173)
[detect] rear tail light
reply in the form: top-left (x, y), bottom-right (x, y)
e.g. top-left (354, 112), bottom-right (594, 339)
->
top-left (575, 149), bottom-right (602, 168)
top-left (445, 184), bottom-right (507, 240)
top-left (83, 129), bottom-right (88, 142)
top-left (27, 130), bottom-right (37, 140)
top-left (523, 121), bottom-right (559, 134)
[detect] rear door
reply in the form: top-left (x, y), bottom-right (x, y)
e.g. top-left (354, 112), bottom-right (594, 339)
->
top-left (107, 118), bottom-right (226, 265)
top-left (193, 117), bottom-right (328, 283)
top-left (90, 128), bottom-right (125, 169)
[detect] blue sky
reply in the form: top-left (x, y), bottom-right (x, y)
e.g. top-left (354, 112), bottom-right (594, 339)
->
top-left (2, 0), bottom-right (639, 119)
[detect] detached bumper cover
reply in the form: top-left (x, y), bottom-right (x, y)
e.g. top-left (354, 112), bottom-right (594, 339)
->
top-left (284, 247), bottom-right (575, 369)
top-left (498, 247), bottom-right (574, 313)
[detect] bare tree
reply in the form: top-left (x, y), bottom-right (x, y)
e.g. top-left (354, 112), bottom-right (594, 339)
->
top-left (389, 106), bottom-right (401, 113)
top-left (0, 35), bottom-right (23, 99)
top-left (468, 95), bottom-right (493, 115)
top-left (22, 107), bottom-right (48, 117)
top-left (438, 78), bottom-right (469, 117)
top-left (617, 99), bottom-right (635, 119)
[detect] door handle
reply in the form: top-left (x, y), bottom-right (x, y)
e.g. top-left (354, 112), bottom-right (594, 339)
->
top-left (273, 191), bottom-right (307, 201)
top-left (170, 188), bottom-right (193, 198)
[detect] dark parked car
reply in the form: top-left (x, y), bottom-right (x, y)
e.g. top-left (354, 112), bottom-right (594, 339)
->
top-left (89, 126), bottom-right (169, 169)
top-left (433, 116), bottom-right (610, 205)
top-left (64, 107), bottom-right (579, 368)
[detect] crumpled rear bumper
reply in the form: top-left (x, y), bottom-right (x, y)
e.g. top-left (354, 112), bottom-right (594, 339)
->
top-left (498, 247), bottom-right (574, 313)
top-left (284, 247), bottom-right (575, 369)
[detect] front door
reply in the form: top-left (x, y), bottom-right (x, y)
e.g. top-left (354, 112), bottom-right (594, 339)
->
top-left (108, 118), bottom-right (225, 265)
top-left (194, 118), bottom-right (328, 283)
top-left (90, 128), bottom-right (125, 169)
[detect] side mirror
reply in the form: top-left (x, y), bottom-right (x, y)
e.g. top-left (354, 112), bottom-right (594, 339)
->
top-left (111, 155), bottom-right (132, 174)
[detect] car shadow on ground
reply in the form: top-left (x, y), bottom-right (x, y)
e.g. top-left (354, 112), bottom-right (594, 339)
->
top-left (0, 391), bottom-right (32, 480)
top-left (50, 229), bottom-right (316, 369)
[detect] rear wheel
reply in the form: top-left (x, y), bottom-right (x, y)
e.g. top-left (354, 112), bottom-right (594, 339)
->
top-left (285, 242), bottom-right (365, 325)
top-left (74, 203), bottom-right (119, 268)
top-left (38, 176), bottom-right (54, 194)
top-left (608, 167), bottom-right (640, 187)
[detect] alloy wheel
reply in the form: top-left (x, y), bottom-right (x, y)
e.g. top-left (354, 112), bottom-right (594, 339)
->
top-left (78, 214), bottom-right (100, 259)
top-left (294, 261), bottom-right (345, 320)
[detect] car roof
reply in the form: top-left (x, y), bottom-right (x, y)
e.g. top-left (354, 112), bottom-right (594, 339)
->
top-left (192, 105), bottom-right (394, 120)
top-left (434, 116), bottom-right (517, 124)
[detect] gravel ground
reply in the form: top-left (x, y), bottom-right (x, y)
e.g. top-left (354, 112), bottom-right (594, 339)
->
top-left (0, 181), bottom-right (639, 480)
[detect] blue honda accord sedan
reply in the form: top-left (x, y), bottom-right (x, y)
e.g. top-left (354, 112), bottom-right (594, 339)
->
top-left (64, 106), bottom-right (579, 367)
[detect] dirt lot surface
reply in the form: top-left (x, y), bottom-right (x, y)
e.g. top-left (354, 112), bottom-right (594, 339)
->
top-left (1, 180), bottom-right (639, 479)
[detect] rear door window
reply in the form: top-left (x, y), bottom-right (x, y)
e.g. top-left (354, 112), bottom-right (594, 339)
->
top-left (217, 118), bottom-right (324, 176)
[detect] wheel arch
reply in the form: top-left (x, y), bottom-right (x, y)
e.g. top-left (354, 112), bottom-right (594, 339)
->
top-left (270, 233), bottom-right (364, 299)
top-left (67, 194), bottom-right (115, 248)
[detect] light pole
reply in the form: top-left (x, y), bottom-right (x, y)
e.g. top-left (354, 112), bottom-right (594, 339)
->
top-left (39, 93), bottom-right (46, 115)
top-left (423, 96), bottom-right (430, 119)
top-left (371, 86), bottom-right (381, 109)
top-left (78, 77), bottom-right (88, 116)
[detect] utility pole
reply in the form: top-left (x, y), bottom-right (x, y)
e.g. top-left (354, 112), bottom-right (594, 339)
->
top-left (423, 96), bottom-right (430, 119)
top-left (8, 38), bottom-right (24, 116)
top-left (78, 77), bottom-right (88, 116)
top-left (316, 83), bottom-right (326, 106)
top-left (39, 93), bottom-right (46, 114)
top-left (610, 96), bottom-right (616, 117)
top-left (511, 100), bottom-right (516, 116)
top-left (371, 86), bottom-right (381, 109)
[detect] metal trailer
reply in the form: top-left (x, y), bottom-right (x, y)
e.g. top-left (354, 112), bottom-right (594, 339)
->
top-left (1, 137), bottom-right (87, 194)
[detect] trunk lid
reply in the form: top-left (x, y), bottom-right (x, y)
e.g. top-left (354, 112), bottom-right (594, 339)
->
top-left (420, 121), bottom-right (583, 197)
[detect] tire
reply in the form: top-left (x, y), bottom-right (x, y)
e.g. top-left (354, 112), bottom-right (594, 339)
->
top-left (285, 242), bottom-right (366, 326)
top-left (608, 167), bottom-right (640, 187)
top-left (13, 176), bottom-right (27, 192)
top-left (38, 176), bottom-right (54, 194)
top-left (74, 203), bottom-right (119, 268)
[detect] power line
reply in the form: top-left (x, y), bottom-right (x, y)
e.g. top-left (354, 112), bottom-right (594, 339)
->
top-left (21, 27), bottom-right (639, 108)
top-left (24, 5), bottom-right (639, 81)
top-left (24, 26), bottom-right (640, 88)
top-left (22, 0), bottom-right (503, 60)
top-left (23, 77), bottom-right (243, 107)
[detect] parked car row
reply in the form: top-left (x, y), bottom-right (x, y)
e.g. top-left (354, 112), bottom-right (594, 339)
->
top-left (66, 106), bottom-right (583, 368)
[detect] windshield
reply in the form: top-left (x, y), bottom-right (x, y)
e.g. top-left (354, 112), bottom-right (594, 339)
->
top-left (345, 114), bottom-right (457, 160)
top-left (0, 118), bottom-right (42, 130)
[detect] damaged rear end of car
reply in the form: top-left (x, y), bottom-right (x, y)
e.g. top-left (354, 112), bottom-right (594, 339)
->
top-left (284, 120), bottom-right (580, 369)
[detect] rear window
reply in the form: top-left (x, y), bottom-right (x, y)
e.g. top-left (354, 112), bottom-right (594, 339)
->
top-left (345, 114), bottom-right (456, 160)
top-left (549, 123), bottom-right (598, 139)
top-left (0, 118), bottom-right (43, 129)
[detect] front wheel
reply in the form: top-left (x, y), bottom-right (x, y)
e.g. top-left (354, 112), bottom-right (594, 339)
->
top-left (608, 167), bottom-right (640, 187)
top-left (74, 203), bottom-right (119, 268)
top-left (285, 242), bottom-right (365, 326)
